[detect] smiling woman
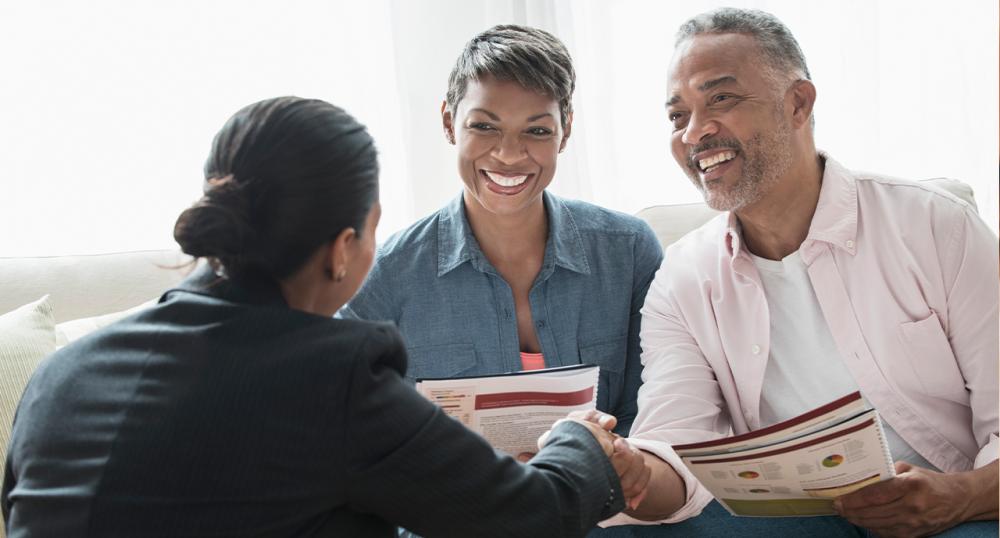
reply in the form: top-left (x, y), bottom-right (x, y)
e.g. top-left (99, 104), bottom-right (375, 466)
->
top-left (339, 25), bottom-right (664, 449)
top-left (447, 76), bottom-right (566, 222)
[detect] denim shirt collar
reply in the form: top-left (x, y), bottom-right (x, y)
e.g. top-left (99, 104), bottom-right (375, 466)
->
top-left (437, 191), bottom-right (591, 277)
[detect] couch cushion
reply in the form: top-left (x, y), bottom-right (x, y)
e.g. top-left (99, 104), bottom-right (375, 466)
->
top-left (0, 295), bottom-right (57, 526)
top-left (635, 202), bottom-right (721, 249)
top-left (0, 250), bottom-right (190, 324)
top-left (922, 177), bottom-right (978, 211)
top-left (54, 299), bottom-right (156, 348)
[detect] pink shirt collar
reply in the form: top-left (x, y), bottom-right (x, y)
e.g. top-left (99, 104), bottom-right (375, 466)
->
top-left (723, 152), bottom-right (860, 264)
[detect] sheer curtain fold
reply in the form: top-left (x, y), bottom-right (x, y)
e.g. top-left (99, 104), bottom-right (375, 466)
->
top-left (389, 0), bottom-right (1000, 235)
top-left (1, 0), bottom-right (996, 256)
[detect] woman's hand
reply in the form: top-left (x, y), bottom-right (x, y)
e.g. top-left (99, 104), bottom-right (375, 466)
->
top-left (536, 410), bottom-right (617, 456)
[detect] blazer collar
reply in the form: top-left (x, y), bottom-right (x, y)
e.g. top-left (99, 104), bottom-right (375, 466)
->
top-left (166, 263), bottom-right (289, 308)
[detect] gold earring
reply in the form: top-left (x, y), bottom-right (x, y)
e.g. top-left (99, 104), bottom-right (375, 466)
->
top-left (336, 269), bottom-right (347, 282)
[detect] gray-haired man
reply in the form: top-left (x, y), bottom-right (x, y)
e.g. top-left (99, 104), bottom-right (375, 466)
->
top-left (597, 7), bottom-right (998, 538)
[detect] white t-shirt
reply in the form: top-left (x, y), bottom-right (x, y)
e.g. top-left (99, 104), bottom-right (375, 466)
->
top-left (751, 250), bottom-right (938, 471)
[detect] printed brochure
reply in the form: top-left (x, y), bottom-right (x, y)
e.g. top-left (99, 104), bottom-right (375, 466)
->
top-left (673, 392), bottom-right (896, 517)
top-left (415, 364), bottom-right (599, 457)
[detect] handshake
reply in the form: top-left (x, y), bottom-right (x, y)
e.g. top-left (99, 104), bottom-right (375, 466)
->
top-left (533, 410), bottom-right (652, 511)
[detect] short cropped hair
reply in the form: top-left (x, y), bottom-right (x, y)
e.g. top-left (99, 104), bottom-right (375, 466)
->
top-left (676, 8), bottom-right (811, 83)
top-left (446, 24), bottom-right (575, 128)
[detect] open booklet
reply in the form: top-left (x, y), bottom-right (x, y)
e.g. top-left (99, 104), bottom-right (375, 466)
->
top-left (672, 391), bottom-right (896, 517)
top-left (415, 364), bottom-right (599, 457)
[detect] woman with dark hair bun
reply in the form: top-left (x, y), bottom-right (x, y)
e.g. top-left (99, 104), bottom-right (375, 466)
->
top-left (2, 97), bottom-right (628, 537)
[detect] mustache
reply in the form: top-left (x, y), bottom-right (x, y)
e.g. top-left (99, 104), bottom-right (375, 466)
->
top-left (687, 138), bottom-right (742, 170)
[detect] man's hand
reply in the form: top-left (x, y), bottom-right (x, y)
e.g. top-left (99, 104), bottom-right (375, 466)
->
top-left (538, 410), bottom-right (651, 510)
top-left (834, 460), bottom-right (997, 537)
top-left (610, 436), bottom-right (652, 510)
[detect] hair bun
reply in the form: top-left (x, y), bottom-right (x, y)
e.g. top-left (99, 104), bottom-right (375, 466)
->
top-left (177, 97), bottom-right (379, 281)
top-left (173, 183), bottom-right (254, 262)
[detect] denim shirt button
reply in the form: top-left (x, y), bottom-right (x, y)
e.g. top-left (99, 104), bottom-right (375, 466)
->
top-left (536, 320), bottom-right (546, 328)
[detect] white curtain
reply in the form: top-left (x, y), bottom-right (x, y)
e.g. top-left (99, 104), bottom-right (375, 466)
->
top-left (1, 0), bottom-right (996, 256)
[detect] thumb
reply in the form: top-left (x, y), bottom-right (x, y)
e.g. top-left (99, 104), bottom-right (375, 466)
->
top-left (894, 460), bottom-right (913, 475)
top-left (537, 429), bottom-right (553, 451)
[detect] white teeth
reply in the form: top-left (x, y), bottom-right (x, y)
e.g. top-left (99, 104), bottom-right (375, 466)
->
top-left (698, 150), bottom-right (736, 172)
top-left (484, 171), bottom-right (528, 187)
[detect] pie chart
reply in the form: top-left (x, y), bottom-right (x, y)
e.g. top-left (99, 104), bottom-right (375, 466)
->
top-left (822, 454), bottom-right (845, 468)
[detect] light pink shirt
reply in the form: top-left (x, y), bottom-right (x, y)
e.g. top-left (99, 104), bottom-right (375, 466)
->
top-left (618, 156), bottom-right (999, 524)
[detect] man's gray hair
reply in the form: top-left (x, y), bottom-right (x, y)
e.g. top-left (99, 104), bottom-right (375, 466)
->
top-left (676, 8), bottom-right (811, 83)
top-left (446, 24), bottom-right (575, 128)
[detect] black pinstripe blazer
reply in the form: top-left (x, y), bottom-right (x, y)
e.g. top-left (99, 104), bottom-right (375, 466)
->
top-left (3, 266), bottom-right (622, 537)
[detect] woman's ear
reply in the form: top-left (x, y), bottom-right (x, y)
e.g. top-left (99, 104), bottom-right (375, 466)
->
top-left (559, 111), bottom-right (574, 153)
top-left (441, 100), bottom-right (456, 144)
top-left (327, 227), bottom-right (357, 282)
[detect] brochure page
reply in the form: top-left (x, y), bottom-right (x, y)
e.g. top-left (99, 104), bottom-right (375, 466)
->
top-left (415, 364), bottom-right (600, 456)
top-left (674, 393), bottom-right (896, 517)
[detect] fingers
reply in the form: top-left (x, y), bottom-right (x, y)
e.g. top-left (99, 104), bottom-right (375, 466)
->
top-left (832, 465), bottom-right (959, 537)
top-left (566, 409), bottom-right (617, 431)
top-left (535, 411), bottom-right (620, 455)
top-left (598, 413), bottom-right (617, 431)
top-left (534, 416), bottom-right (652, 511)
top-left (837, 462), bottom-right (933, 514)
top-left (834, 475), bottom-right (908, 512)
top-left (835, 496), bottom-right (910, 527)
top-left (536, 428), bottom-right (552, 451)
top-left (538, 418), bottom-right (616, 456)
top-left (629, 485), bottom-right (649, 511)
top-left (610, 437), bottom-right (652, 510)
top-left (835, 493), bottom-right (907, 520)
top-left (568, 418), bottom-right (616, 456)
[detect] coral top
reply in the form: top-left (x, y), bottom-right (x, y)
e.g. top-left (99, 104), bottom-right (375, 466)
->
top-left (519, 352), bottom-right (545, 371)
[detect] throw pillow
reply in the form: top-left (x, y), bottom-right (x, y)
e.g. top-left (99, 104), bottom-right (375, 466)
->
top-left (54, 298), bottom-right (157, 348)
top-left (0, 296), bottom-right (56, 533)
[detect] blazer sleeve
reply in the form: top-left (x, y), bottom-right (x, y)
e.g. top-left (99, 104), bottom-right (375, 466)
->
top-left (344, 325), bottom-right (625, 537)
top-left (2, 446), bottom-right (12, 525)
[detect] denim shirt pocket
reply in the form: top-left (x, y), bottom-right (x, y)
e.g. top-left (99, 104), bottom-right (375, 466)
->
top-left (579, 337), bottom-right (627, 414)
top-left (404, 343), bottom-right (478, 381)
top-left (898, 312), bottom-right (967, 404)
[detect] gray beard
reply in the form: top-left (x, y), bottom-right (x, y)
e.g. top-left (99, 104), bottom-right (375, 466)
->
top-left (690, 125), bottom-right (792, 212)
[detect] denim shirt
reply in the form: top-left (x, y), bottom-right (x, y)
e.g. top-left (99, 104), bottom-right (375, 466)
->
top-left (339, 191), bottom-right (663, 434)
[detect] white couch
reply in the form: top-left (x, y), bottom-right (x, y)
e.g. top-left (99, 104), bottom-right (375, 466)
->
top-left (0, 179), bottom-right (976, 534)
